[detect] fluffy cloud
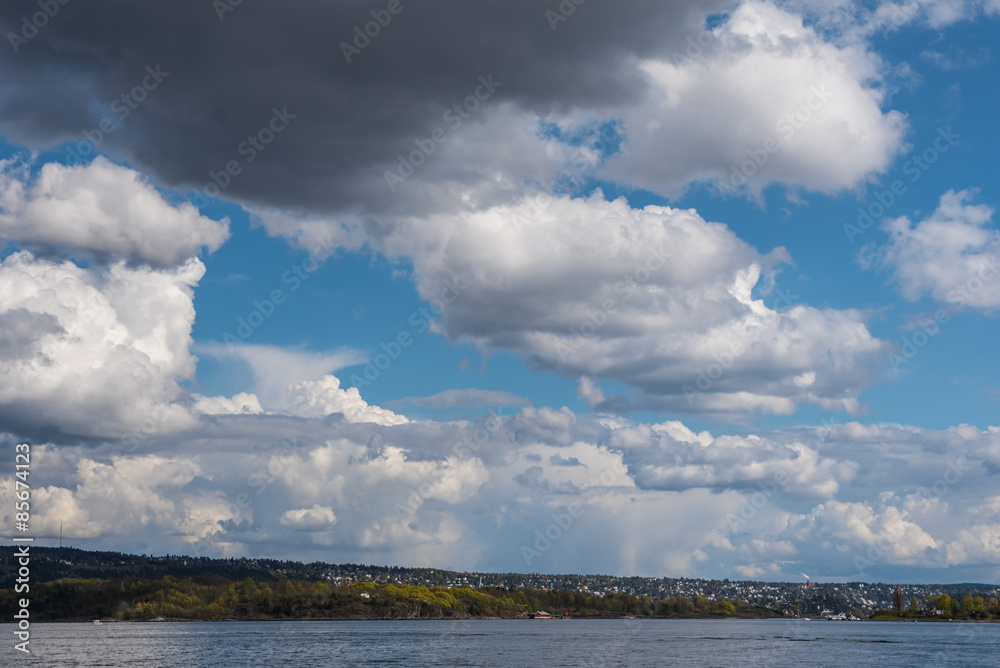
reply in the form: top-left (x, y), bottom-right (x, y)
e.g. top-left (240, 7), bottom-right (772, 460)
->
top-left (4, 412), bottom-right (998, 581)
top-left (781, 0), bottom-right (996, 38)
top-left (368, 192), bottom-right (888, 416)
top-left (871, 189), bottom-right (1000, 311)
top-left (250, 1), bottom-right (916, 274)
top-left (192, 393), bottom-right (263, 416)
top-left (0, 154), bottom-right (241, 440)
top-left (196, 344), bottom-right (366, 405)
top-left (280, 505), bottom-right (338, 532)
top-left (285, 376), bottom-right (409, 426)
top-left (0, 2), bottom-right (906, 426)
top-left (0, 0), bottom-right (730, 215)
top-left (194, 345), bottom-right (406, 425)
top-left (17, 449), bottom-right (210, 542)
top-left (794, 500), bottom-right (944, 565)
top-left (609, 421), bottom-right (859, 498)
top-left (0, 251), bottom-right (202, 440)
top-left (1, 0), bottom-right (997, 586)
top-left (866, 0), bottom-right (992, 31)
top-left (0, 1), bottom-right (911, 219)
top-left (0, 158), bottom-right (237, 440)
top-left (603, 1), bottom-right (907, 196)
top-left (0, 157), bottom-right (229, 266)
top-left (0, 156), bottom-right (234, 440)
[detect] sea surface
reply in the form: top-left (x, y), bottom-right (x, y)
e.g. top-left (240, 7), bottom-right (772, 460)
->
top-left (4, 618), bottom-right (998, 667)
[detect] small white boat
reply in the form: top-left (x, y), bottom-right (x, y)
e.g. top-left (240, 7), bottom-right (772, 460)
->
top-left (92, 620), bottom-right (102, 625)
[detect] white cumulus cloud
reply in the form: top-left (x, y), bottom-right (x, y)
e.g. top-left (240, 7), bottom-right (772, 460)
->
top-left (0, 251), bottom-right (202, 439)
top-left (873, 189), bottom-right (1000, 311)
top-left (280, 505), bottom-right (338, 532)
top-left (0, 157), bottom-right (229, 267)
top-left (372, 192), bottom-right (888, 416)
top-left (602, 1), bottom-right (907, 197)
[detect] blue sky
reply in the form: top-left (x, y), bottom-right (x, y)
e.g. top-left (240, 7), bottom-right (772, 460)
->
top-left (1, 0), bottom-right (1000, 583)
top-left (183, 13), bottom-right (1000, 433)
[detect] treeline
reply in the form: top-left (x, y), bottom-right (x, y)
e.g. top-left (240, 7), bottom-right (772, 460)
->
top-left (871, 593), bottom-right (1000, 621)
top-left (0, 576), bottom-right (783, 622)
top-left (0, 547), bottom-right (315, 585)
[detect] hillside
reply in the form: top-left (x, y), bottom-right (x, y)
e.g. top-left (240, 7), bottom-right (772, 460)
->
top-left (2, 547), bottom-right (998, 621)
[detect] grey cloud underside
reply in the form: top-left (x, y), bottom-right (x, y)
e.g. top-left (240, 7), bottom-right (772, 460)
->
top-left (0, 0), bottom-right (729, 215)
top-left (11, 413), bottom-right (1000, 578)
top-left (390, 388), bottom-right (530, 409)
top-left (0, 307), bottom-right (61, 359)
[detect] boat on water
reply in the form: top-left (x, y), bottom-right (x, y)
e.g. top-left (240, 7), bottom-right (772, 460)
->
top-left (92, 620), bottom-right (102, 625)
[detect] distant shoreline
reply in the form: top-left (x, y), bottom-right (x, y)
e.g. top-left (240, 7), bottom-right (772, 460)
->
top-left (4, 546), bottom-right (998, 623)
top-left (7, 616), bottom-right (1000, 625)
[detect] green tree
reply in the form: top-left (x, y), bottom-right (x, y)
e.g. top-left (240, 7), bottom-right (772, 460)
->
top-left (716, 600), bottom-right (736, 616)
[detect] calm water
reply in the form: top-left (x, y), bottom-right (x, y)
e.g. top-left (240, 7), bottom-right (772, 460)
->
top-left (4, 618), bottom-right (998, 666)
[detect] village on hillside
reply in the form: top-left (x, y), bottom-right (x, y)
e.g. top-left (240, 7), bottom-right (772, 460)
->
top-left (5, 547), bottom-right (997, 618)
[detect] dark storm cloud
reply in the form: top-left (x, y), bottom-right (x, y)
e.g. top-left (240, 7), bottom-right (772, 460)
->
top-left (0, 0), bottom-right (729, 214)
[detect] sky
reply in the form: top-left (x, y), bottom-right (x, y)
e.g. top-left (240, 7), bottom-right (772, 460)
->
top-left (1, 0), bottom-right (999, 584)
